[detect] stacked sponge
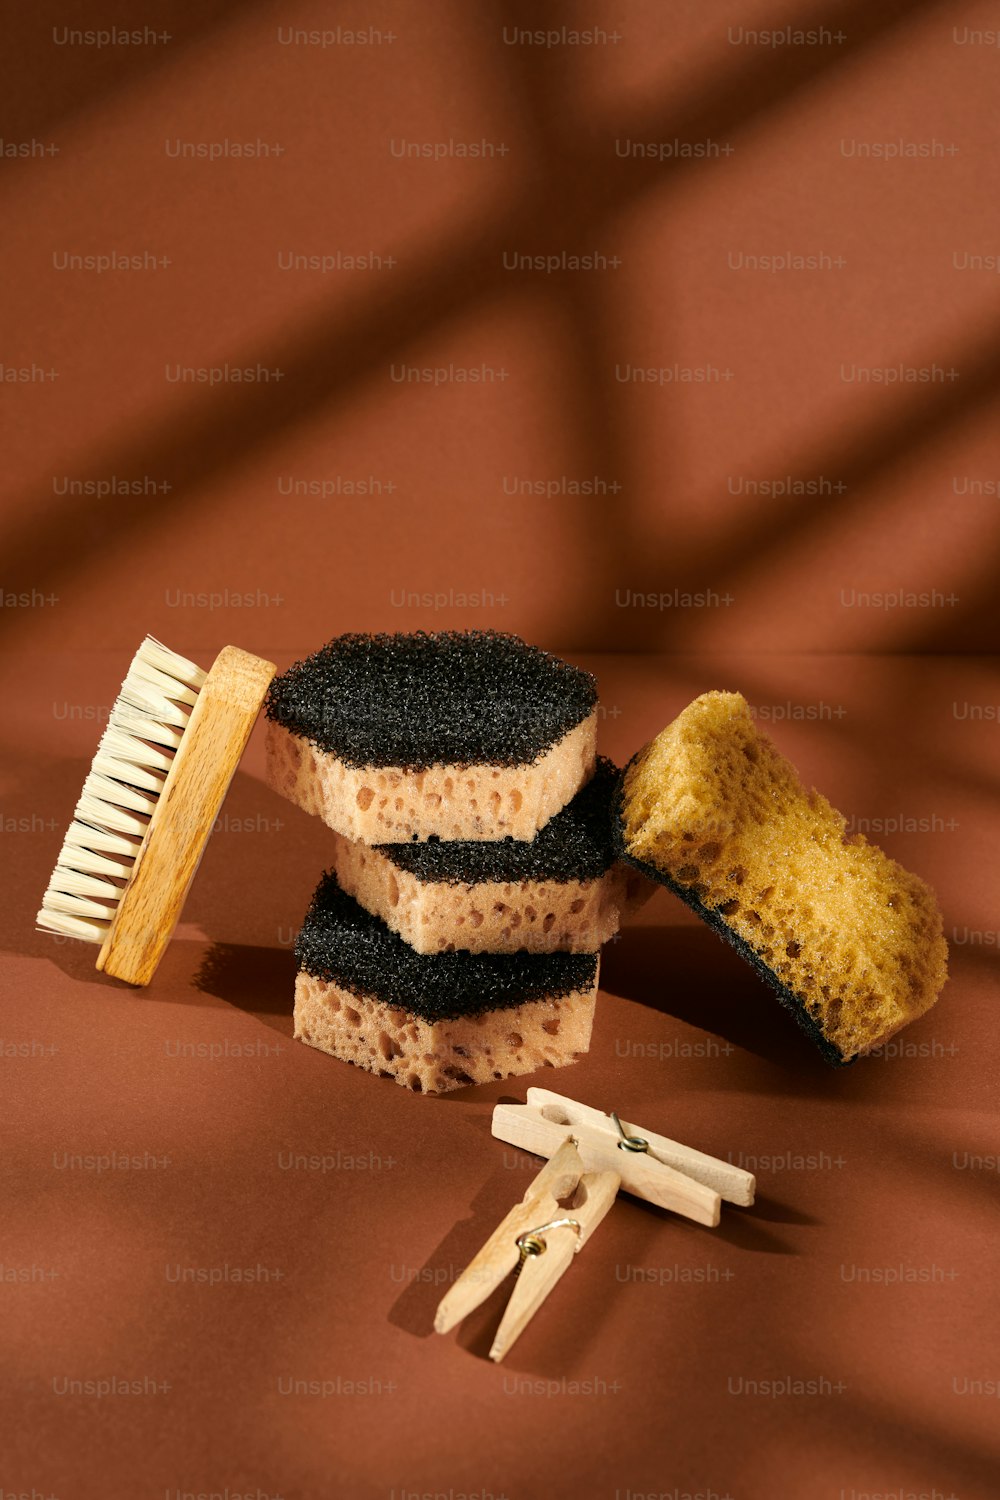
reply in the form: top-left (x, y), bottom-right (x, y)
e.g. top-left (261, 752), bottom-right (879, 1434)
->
top-left (266, 631), bottom-right (644, 1093)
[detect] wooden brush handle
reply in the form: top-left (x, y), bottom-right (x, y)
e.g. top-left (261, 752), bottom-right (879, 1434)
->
top-left (97, 645), bottom-right (276, 985)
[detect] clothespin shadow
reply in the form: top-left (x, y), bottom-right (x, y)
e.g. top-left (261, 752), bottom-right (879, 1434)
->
top-left (432, 1091), bottom-right (765, 1364)
top-left (387, 1167), bottom-right (532, 1341)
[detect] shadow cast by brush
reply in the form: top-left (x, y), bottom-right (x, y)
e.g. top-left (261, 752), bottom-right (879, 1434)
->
top-left (192, 940), bottom-right (297, 1023)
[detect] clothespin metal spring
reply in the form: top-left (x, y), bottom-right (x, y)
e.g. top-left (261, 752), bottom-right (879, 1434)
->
top-left (611, 1111), bottom-right (650, 1153)
top-left (515, 1216), bottom-right (581, 1263)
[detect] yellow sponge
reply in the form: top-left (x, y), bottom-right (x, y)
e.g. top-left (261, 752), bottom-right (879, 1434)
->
top-left (616, 691), bottom-right (948, 1063)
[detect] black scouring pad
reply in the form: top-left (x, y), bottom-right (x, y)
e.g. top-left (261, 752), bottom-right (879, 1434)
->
top-left (376, 757), bottom-right (619, 885)
top-left (266, 630), bottom-right (598, 772)
top-left (610, 766), bottom-right (849, 1067)
top-left (295, 872), bottom-right (599, 1024)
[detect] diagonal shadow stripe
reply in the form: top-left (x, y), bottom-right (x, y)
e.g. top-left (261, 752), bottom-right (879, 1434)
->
top-left (581, 320), bottom-right (1000, 654)
top-left (0, 0), bottom-right (960, 644)
top-left (0, 1), bottom-right (269, 156)
top-left (486, 0), bottom-right (996, 656)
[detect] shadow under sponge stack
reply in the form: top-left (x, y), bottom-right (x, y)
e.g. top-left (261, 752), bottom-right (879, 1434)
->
top-left (266, 631), bottom-right (639, 1092)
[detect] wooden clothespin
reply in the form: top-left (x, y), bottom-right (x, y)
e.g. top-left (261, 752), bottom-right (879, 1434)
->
top-left (434, 1137), bottom-right (620, 1362)
top-left (491, 1088), bottom-right (756, 1224)
top-left (436, 1090), bottom-right (755, 1362)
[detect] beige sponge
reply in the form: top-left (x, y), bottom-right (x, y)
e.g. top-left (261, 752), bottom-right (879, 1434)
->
top-left (324, 832), bottom-right (647, 954)
top-left (323, 757), bottom-right (652, 953)
top-left (616, 691), bottom-right (948, 1062)
top-left (293, 872), bottom-right (600, 1092)
top-left (266, 714), bottom-right (596, 843)
top-left (294, 971), bottom-right (598, 1094)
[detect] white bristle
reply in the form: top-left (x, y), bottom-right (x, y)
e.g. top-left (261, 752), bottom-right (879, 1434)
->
top-left (48, 868), bottom-right (122, 901)
top-left (136, 636), bottom-right (207, 690)
top-left (41, 888), bottom-right (118, 921)
top-left (98, 726), bottom-right (175, 775)
top-left (72, 789), bottom-right (149, 838)
top-left (37, 636), bottom-right (208, 945)
top-left (79, 771), bottom-right (158, 817)
top-left (63, 819), bottom-right (141, 860)
top-left (35, 910), bottom-right (111, 943)
top-left (128, 658), bottom-right (200, 707)
top-left (57, 839), bottom-right (132, 881)
top-left (118, 684), bottom-right (190, 731)
top-left (92, 750), bottom-right (167, 796)
top-left (108, 701), bottom-right (185, 750)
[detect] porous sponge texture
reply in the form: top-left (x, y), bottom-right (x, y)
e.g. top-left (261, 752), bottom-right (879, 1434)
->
top-left (295, 871), bottom-right (600, 1022)
top-left (326, 832), bottom-right (648, 954)
top-left (382, 757), bottom-right (623, 884)
top-left (294, 972), bottom-right (597, 1094)
top-left (321, 755), bottom-right (652, 954)
top-left (266, 713), bottom-right (597, 843)
top-left (617, 691), bottom-right (948, 1062)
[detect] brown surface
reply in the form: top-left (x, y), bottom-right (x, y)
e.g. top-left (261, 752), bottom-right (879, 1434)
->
top-left (4, 648), bottom-right (998, 1499)
top-left (2, 2), bottom-right (998, 1497)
